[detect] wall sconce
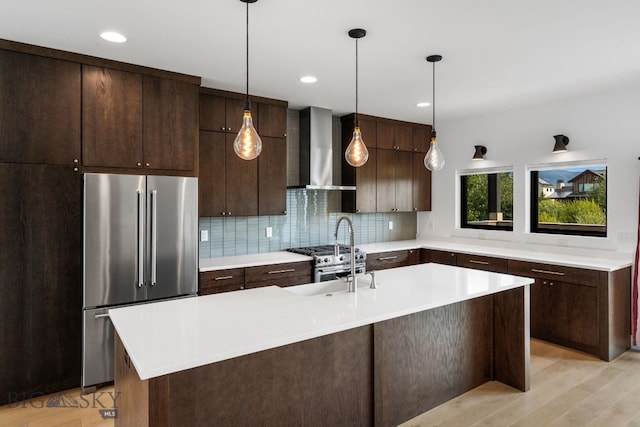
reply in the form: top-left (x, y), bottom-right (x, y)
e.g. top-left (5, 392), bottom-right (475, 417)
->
top-left (472, 145), bottom-right (487, 160)
top-left (552, 134), bottom-right (569, 153)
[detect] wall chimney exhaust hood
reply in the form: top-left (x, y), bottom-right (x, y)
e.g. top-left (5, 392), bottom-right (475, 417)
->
top-left (298, 107), bottom-right (355, 190)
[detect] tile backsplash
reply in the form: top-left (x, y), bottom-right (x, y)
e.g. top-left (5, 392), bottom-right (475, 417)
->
top-left (199, 188), bottom-right (417, 259)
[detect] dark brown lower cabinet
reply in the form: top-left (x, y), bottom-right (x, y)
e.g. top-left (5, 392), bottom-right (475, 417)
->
top-left (245, 261), bottom-right (313, 289)
top-left (508, 259), bottom-right (630, 361)
top-left (423, 248), bottom-right (457, 265)
top-left (530, 279), bottom-right (599, 352)
top-left (199, 268), bottom-right (245, 295)
top-left (424, 249), bottom-right (630, 361)
top-left (0, 163), bottom-right (82, 405)
top-left (199, 261), bottom-right (313, 295)
top-left (366, 249), bottom-right (419, 271)
top-left (115, 286), bottom-right (529, 427)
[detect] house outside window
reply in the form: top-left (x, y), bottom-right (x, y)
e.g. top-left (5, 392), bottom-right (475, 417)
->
top-left (530, 165), bottom-right (607, 237)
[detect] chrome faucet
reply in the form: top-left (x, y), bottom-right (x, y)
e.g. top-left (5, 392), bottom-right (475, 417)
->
top-left (334, 215), bottom-right (357, 292)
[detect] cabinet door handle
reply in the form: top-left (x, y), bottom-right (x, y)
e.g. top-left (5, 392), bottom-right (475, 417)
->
top-left (469, 259), bottom-right (489, 265)
top-left (214, 276), bottom-right (234, 281)
top-left (531, 268), bottom-right (565, 276)
top-left (378, 256), bottom-right (398, 261)
top-left (267, 268), bottom-right (296, 274)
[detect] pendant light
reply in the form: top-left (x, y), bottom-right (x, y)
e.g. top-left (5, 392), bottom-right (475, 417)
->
top-left (424, 55), bottom-right (445, 171)
top-left (344, 28), bottom-right (369, 168)
top-left (234, 0), bottom-right (262, 161)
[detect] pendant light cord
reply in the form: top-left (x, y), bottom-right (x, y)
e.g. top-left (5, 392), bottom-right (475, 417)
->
top-left (354, 37), bottom-right (359, 128)
top-left (245, 0), bottom-right (250, 110)
top-left (432, 60), bottom-right (436, 132)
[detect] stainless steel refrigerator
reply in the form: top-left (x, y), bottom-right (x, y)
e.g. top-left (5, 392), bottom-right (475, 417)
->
top-left (82, 173), bottom-right (198, 389)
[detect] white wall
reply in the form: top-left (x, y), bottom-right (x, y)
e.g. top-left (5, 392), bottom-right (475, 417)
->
top-left (417, 78), bottom-right (640, 254)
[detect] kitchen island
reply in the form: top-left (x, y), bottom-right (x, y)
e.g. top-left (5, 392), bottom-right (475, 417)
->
top-left (110, 263), bottom-right (533, 426)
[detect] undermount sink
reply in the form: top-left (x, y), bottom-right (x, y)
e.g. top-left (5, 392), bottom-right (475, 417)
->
top-left (284, 276), bottom-right (374, 297)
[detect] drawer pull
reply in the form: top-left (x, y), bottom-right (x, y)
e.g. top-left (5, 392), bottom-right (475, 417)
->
top-left (267, 268), bottom-right (296, 274)
top-left (214, 276), bottom-right (234, 281)
top-left (531, 268), bottom-right (565, 276)
top-left (469, 259), bottom-right (489, 265)
top-left (378, 256), bottom-right (398, 261)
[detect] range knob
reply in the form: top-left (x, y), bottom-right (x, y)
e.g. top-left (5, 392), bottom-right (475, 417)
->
top-left (324, 257), bottom-right (329, 263)
top-left (339, 256), bottom-right (344, 261)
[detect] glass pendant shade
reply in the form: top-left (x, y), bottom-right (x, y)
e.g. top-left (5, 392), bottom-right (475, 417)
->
top-left (424, 136), bottom-right (445, 171)
top-left (345, 126), bottom-right (369, 167)
top-left (233, 110), bottom-right (262, 160)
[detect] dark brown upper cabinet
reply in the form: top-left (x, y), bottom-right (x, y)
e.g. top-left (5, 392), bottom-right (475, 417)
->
top-left (341, 114), bottom-right (377, 213)
top-left (198, 89), bottom-right (287, 217)
top-left (412, 152), bottom-right (432, 211)
top-left (199, 130), bottom-right (258, 217)
top-left (0, 49), bottom-right (81, 166)
top-left (377, 121), bottom-right (413, 151)
top-left (342, 114), bottom-right (377, 149)
top-left (257, 103), bottom-right (287, 138)
top-left (412, 124), bottom-right (432, 153)
top-left (83, 66), bottom-right (197, 172)
top-left (259, 136), bottom-right (287, 215)
top-left (342, 112), bottom-right (431, 213)
top-left (377, 149), bottom-right (413, 212)
top-left (82, 65), bottom-right (143, 168)
top-left (199, 94), bottom-right (254, 134)
top-left (142, 76), bottom-right (198, 171)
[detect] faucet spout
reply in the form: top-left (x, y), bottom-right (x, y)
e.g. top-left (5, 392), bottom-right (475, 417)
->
top-left (334, 215), bottom-right (357, 293)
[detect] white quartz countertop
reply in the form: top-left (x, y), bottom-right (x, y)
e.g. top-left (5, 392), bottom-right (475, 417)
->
top-left (110, 263), bottom-right (532, 380)
top-left (200, 240), bottom-right (631, 273)
top-left (199, 251), bottom-right (312, 271)
top-left (359, 240), bottom-right (632, 272)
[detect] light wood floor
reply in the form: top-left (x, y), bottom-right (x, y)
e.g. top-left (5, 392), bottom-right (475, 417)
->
top-left (2, 339), bottom-right (640, 426)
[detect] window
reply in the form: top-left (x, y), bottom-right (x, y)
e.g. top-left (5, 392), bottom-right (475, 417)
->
top-left (530, 165), bottom-right (607, 237)
top-left (461, 171), bottom-right (513, 231)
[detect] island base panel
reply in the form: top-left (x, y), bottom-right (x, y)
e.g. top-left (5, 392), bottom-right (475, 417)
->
top-left (374, 296), bottom-right (493, 427)
top-left (374, 287), bottom-right (529, 427)
top-left (115, 326), bottom-right (373, 427)
top-left (493, 285), bottom-right (530, 392)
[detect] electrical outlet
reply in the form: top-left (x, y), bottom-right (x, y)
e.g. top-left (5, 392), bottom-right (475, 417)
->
top-left (266, 227), bottom-right (273, 238)
top-left (428, 220), bottom-right (435, 229)
top-left (200, 230), bottom-right (209, 242)
top-left (388, 221), bottom-right (394, 230)
top-left (557, 238), bottom-right (569, 246)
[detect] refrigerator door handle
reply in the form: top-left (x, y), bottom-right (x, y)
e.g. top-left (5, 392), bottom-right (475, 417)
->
top-left (94, 313), bottom-right (110, 319)
top-left (151, 190), bottom-right (158, 286)
top-left (137, 189), bottom-right (145, 288)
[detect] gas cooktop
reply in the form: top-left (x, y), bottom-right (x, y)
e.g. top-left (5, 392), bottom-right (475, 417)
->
top-left (287, 244), bottom-right (361, 257)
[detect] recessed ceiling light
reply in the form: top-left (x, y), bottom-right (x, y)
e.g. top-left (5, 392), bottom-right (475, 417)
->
top-left (416, 102), bottom-right (431, 107)
top-left (100, 31), bottom-right (127, 43)
top-left (299, 75), bottom-right (318, 84)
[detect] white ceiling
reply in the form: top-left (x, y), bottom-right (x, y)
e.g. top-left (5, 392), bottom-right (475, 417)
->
top-left (2, 0), bottom-right (640, 124)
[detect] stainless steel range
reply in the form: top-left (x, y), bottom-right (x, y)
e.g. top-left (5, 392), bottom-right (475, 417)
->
top-left (288, 244), bottom-right (367, 282)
